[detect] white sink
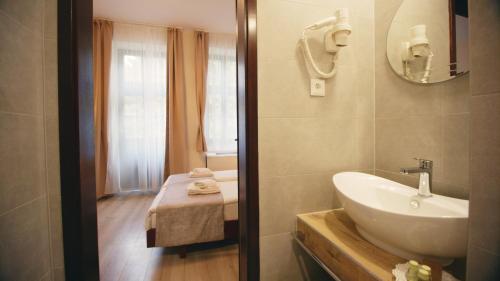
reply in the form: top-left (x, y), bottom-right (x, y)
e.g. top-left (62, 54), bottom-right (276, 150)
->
top-left (333, 172), bottom-right (468, 264)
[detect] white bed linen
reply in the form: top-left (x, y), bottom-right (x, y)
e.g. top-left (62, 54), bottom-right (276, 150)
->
top-left (145, 171), bottom-right (238, 230)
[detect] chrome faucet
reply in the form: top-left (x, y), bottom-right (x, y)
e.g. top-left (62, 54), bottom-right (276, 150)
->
top-left (400, 158), bottom-right (433, 197)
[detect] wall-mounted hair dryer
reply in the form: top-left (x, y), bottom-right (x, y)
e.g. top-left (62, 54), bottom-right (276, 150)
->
top-left (301, 8), bottom-right (352, 79)
top-left (400, 24), bottom-right (433, 83)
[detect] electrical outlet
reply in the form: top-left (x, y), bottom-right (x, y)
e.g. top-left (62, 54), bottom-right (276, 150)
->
top-left (310, 78), bottom-right (325, 97)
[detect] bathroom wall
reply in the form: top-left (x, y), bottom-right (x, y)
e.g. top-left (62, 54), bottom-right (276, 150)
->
top-left (374, 0), bottom-right (470, 199)
top-left (257, 0), bottom-right (375, 279)
top-left (0, 0), bottom-right (64, 280)
top-left (466, 0), bottom-right (500, 279)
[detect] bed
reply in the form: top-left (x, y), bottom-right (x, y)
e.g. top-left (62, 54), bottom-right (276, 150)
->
top-left (145, 170), bottom-right (238, 254)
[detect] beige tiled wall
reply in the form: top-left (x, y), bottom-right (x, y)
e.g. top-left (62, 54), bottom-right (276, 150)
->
top-left (466, 0), bottom-right (500, 279)
top-left (257, 0), bottom-right (375, 279)
top-left (0, 0), bottom-right (64, 280)
top-left (374, 0), bottom-right (470, 199)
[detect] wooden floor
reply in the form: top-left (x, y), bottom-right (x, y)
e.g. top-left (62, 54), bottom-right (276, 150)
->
top-left (97, 193), bottom-right (239, 281)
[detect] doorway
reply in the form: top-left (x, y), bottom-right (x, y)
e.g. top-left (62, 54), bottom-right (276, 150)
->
top-left (57, 0), bottom-right (258, 280)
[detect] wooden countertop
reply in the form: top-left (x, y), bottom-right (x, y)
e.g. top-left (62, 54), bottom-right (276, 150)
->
top-left (296, 209), bottom-right (406, 281)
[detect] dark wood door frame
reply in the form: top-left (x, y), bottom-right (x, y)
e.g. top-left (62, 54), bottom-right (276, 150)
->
top-left (57, 0), bottom-right (259, 280)
top-left (237, 0), bottom-right (259, 280)
top-left (58, 0), bottom-right (100, 280)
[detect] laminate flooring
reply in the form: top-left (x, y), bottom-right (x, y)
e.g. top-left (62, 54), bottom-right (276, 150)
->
top-left (97, 193), bottom-right (239, 281)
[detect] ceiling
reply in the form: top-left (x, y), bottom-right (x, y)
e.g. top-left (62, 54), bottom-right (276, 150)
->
top-left (93, 0), bottom-right (236, 34)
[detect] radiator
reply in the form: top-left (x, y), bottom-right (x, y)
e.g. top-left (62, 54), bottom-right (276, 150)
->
top-left (205, 152), bottom-right (237, 171)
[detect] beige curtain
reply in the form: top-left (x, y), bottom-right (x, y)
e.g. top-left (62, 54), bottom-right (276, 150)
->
top-left (165, 28), bottom-right (190, 179)
top-left (194, 31), bottom-right (209, 152)
top-left (93, 19), bottom-right (113, 198)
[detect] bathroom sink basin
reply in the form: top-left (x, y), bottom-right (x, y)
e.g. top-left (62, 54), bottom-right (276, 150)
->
top-left (333, 172), bottom-right (468, 264)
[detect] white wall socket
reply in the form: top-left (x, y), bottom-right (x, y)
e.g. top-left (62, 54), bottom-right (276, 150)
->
top-left (310, 78), bottom-right (325, 97)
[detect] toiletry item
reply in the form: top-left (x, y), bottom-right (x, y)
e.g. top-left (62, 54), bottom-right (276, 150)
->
top-left (417, 268), bottom-right (431, 281)
top-left (406, 260), bottom-right (420, 281)
top-left (420, 265), bottom-right (432, 275)
top-left (392, 263), bottom-right (410, 281)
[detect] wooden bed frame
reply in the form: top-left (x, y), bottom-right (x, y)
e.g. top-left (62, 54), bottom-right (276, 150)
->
top-left (146, 220), bottom-right (239, 258)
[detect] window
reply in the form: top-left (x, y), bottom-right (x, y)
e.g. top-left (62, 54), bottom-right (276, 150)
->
top-left (204, 34), bottom-right (237, 153)
top-left (117, 50), bottom-right (166, 141)
top-left (106, 23), bottom-right (167, 193)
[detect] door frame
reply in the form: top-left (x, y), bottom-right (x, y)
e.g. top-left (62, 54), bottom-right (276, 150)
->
top-left (57, 0), bottom-right (259, 280)
top-left (236, 0), bottom-right (259, 280)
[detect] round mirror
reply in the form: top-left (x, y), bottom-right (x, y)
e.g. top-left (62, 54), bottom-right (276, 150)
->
top-left (387, 0), bottom-right (469, 84)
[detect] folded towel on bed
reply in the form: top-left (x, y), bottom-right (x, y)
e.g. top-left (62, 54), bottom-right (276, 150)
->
top-left (214, 175), bottom-right (238, 182)
top-left (189, 167), bottom-right (213, 178)
top-left (187, 179), bottom-right (220, 195)
top-left (151, 175), bottom-right (225, 247)
top-left (193, 179), bottom-right (217, 188)
top-left (213, 170), bottom-right (238, 182)
top-left (187, 185), bottom-right (220, 195)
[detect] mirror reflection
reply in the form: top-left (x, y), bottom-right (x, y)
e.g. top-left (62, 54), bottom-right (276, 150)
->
top-left (387, 0), bottom-right (469, 83)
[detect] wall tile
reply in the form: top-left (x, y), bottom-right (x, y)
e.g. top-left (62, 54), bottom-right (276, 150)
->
top-left (258, 0), bottom-right (375, 278)
top-left (344, 18), bottom-right (375, 74)
top-left (432, 181), bottom-right (468, 200)
top-left (469, 0), bottom-right (500, 95)
top-left (259, 117), bottom-right (358, 178)
top-left (258, 59), bottom-right (313, 118)
top-left (44, 0), bottom-right (57, 39)
top-left (44, 38), bottom-right (58, 117)
top-left (375, 62), bottom-right (441, 119)
top-left (260, 233), bottom-right (303, 281)
top-left (0, 197), bottom-right (51, 281)
top-left (374, 0), bottom-right (469, 199)
top-left (469, 95), bottom-right (500, 190)
top-left (467, 0), bottom-right (500, 276)
top-left (356, 116), bottom-right (374, 170)
top-left (323, 66), bottom-right (365, 119)
top-left (45, 114), bottom-right (63, 269)
top-left (0, 0), bottom-right (43, 33)
top-left (0, 113), bottom-right (45, 214)
top-left (258, 0), bottom-right (372, 62)
top-left (259, 61), bottom-right (368, 119)
top-left (440, 75), bottom-right (470, 115)
top-left (285, 0), bottom-right (374, 20)
top-left (40, 272), bottom-right (51, 281)
top-left (374, 0), bottom-right (401, 63)
top-left (466, 246), bottom-right (500, 281)
top-left (0, 14), bottom-right (44, 115)
top-left (468, 94), bottom-right (500, 254)
top-left (258, 0), bottom-right (339, 62)
top-left (375, 169), bottom-right (419, 188)
top-left (54, 267), bottom-right (65, 281)
top-left (355, 68), bottom-right (375, 119)
top-left (45, 116), bottom-right (60, 206)
top-left (260, 232), bottom-right (330, 281)
top-left (375, 116), bottom-right (443, 180)
top-left (259, 173), bottom-right (336, 236)
top-left (441, 114), bottom-right (469, 189)
top-left (1, 0), bottom-right (61, 279)
top-left (375, 169), bottom-right (468, 198)
top-left (49, 200), bottom-right (64, 269)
